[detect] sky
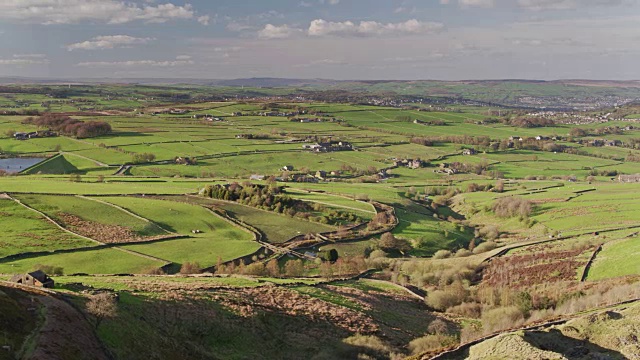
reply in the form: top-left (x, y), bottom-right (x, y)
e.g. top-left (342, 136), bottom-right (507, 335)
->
top-left (0, 0), bottom-right (639, 80)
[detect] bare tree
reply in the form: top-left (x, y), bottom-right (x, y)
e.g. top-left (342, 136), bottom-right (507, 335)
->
top-left (86, 293), bottom-right (117, 329)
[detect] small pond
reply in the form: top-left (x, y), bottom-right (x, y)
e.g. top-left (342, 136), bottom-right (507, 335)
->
top-left (0, 158), bottom-right (45, 173)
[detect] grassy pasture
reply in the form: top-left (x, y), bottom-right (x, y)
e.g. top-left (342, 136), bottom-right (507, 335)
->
top-left (98, 196), bottom-right (259, 266)
top-left (0, 198), bottom-right (95, 257)
top-left (0, 248), bottom-right (165, 274)
top-left (13, 194), bottom-right (167, 238)
top-left (588, 237), bottom-right (640, 280)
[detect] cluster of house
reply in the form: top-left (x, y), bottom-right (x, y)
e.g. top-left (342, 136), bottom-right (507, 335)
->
top-left (581, 139), bottom-right (622, 147)
top-left (290, 117), bottom-right (332, 123)
top-left (435, 163), bottom-right (459, 175)
top-left (250, 169), bottom-right (341, 183)
top-left (258, 111), bottom-right (303, 117)
top-left (151, 108), bottom-right (188, 115)
top-left (174, 156), bottom-right (197, 165)
top-left (526, 111), bottom-right (620, 125)
top-left (302, 141), bottom-right (353, 152)
top-left (393, 158), bottom-right (427, 169)
top-left (618, 174), bottom-right (640, 183)
top-left (14, 130), bottom-right (57, 140)
top-left (192, 114), bottom-right (224, 121)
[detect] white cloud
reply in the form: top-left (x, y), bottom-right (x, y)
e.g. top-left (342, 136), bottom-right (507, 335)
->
top-left (0, 0), bottom-right (197, 25)
top-left (258, 24), bottom-right (301, 39)
top-left (197, 15), bottom-right (211, 26)
top-left (459, 0), bottom-right (496, 8)
top-left (76, 59), bottom-right (194, 67)
top-left (517, 0), bottom-right (625, 11)
top-left (13, 54), bottom-right (47, 58)
top-left (176, 55), bottom-right (192, 60)
top-left (66, 35), bottom-right (154, 51)
top-left (308, 19), bottom-right (444, 37)
top-left (0, 56), bottom-right (50, 65)
top-left (319, 0), bottom-right (340, 4)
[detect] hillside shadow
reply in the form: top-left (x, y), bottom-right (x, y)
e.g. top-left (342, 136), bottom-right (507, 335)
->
top-left (522, 329), bottom-right (626, 359)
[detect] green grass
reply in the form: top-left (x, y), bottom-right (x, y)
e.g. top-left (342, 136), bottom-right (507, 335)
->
top-left (0, 248), bottom-right (164, 274)
top-left (0, 199), bottom-right (95, 258)
top-left (14, 194), bottom-right (167, 237)
top-left (98, 196), bottom-right (260, 267)
top-left (588, 237), bottom-right (640, 280)
top-left (222, 202), bottom-right (336, 243)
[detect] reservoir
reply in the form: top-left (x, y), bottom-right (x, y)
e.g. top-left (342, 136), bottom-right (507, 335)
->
top-left (0, 158), bottom-right (45, 173)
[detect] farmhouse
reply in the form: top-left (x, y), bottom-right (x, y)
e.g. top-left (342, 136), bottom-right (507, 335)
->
top-left (303, 141), bottom-right (353, 152)
top-left (618, 174), bottom-right (640, 183)
top-left (10, 270), bottom-right (54, 288)
top-left (462, 148), bottom-right (477, 155)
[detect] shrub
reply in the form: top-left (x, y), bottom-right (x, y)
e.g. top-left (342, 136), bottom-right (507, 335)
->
top-left (481, 306), bottom-right (524, 333)
top-left (447, 302), bottom-right (483, 318)
top-left (454, 249), bottom-right (472, 258)
top-left (426, 282), bottom-right (468, 311)
top-left (433, 250), bottom-right (452, 259)
top-left (492, 196), bottom-right (533, 218)
top-left (408, 334), bottom-right (458, 355)
top-left (179, 262), bottom-right (202, 274)
top-left (33, 264), bottom-right (63, 276)
top-left (473, 241), bottom-right (498, 254)
top-left (284, 259), bottom-right (305, 277)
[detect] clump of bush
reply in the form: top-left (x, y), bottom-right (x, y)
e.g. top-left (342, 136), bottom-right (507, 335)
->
top-left (23, 113), bottom-right (111, 138)
top-left (433, 250), bottom-right (452, 259)
top-left (492, 196), bottom-right (533, 218)
top-left (179, 262), bottom-right (202, 274)
top-left (33, 264), bottom-right (64, 276)
top-left (473, 241), bottom-right (498, 254)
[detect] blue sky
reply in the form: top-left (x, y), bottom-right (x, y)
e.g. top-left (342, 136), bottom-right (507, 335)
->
top-left (0, 0), bottom-right (638, 80)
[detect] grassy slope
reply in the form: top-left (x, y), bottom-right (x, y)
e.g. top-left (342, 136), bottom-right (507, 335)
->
top-left (99, 197), bottom-right (259, 266)
top-left (0, 198), bottom-right (95, 257)
top-left (14, 194), bottom-right (166, 237)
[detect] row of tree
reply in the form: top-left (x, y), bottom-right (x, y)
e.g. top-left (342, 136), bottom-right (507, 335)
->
top-left (23, 113), bottom-right (111, 138)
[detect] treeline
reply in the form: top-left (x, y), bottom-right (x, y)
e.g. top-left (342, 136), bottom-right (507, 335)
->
top-left (508, 117), bottom-right (555, 128)
top-left (202, 183), bottom-right (361, 225)
top-left (23, 113), bottom-right (111, 138)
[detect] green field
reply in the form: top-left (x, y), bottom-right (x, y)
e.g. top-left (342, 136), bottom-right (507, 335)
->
top-left (588, 237), bottom-right (640, 280)
top-left (98, 196), bottom-right (260, 267)
top-left (0, 248), bottom-right (164, 274)
top-left (13, 194), bottom-right (168, 239)
top-left (0, 198), bottom-right (95, 257)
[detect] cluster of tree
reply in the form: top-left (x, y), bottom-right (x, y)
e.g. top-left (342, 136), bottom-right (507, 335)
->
top-left (508, 117), bottom-right (555, 128)
top-left (410, 137), bottom-right (435, 146)
top-left (572, 126), bottom-right (625, 137)
top-left (378, 232), bottom-right (411, 254)
top-left (203, 182), bottom-right (306, 213)
top-left (132, 152), bottom-right (156, 163)
top-left (588, 169), bottom-right (619, 177)
top-left (492, 196), bottom-right (533, 218)
top-left (448, 161), bottom-right (491, 175)
top-left (23, 113), bottom-right (111, 138)
top-left (34, 264), bottom-right (64, 276)
top-left (0, 109), bottom-right (41, 116)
